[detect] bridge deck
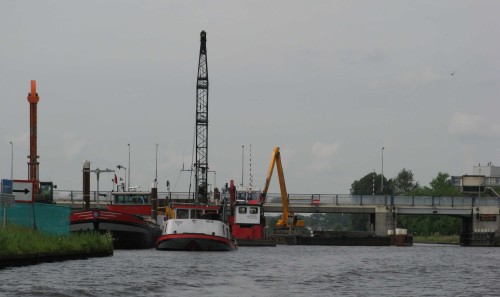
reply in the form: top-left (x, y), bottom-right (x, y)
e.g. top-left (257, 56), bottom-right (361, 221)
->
top-left (53, 190), bottom-right (499, 216)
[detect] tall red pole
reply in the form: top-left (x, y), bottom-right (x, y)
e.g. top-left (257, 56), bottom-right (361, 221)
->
top-left (27, 80), bottom-right (39, 194)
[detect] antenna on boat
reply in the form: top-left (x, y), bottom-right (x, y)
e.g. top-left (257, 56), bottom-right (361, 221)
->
top-left (249, 144), bottom-right (253, 190)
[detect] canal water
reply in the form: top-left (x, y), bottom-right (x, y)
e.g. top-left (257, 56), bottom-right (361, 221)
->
top-left (1, 244), bottom-right (499, 296)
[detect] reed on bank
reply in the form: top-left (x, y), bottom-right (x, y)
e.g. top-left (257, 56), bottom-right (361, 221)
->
top-left (0, 224), bottom-right (113, 256)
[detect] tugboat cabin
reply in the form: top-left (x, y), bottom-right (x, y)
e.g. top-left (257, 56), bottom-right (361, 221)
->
top-left (170, 204), bottom-right (222, 220)
top-left (235, 205), bottom-right (261, 225)
top-left (108, 192), bottom-right (153, 216)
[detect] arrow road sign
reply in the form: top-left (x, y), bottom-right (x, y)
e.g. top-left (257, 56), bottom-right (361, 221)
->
top-left (13, 188), bottom-right (30, 195)
top-left (12, 180), bottom-right (34, 202)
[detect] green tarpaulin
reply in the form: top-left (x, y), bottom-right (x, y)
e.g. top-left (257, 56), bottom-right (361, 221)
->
top-left (5, 203), bottom-right (70, 236)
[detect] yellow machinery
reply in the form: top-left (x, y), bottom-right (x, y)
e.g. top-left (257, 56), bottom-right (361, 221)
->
top-left (262, 147), bottom-right (305, 229)
top-left (162, 206), bottom-right (175, 219)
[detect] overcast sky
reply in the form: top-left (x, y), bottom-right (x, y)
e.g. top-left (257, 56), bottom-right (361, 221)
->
top-left (1, 1), bottom-right (499, 194)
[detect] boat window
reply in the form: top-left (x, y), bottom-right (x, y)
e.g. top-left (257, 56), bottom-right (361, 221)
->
top-left (113, 194), bottom-right (150, 204)
top-left (177, 209), bottom-right (189, 219)
top-left (249, 207), bottom-right (259, 214)
top-left (202, 212), bottom-right (220, 220)
top-left (238, 207), bottom-right (247, 214)
top-left (249, 192), bottom-right (259, 200)
top-left (114, 195), bottom-right (123, 204)
top-left (191, 209), bottom-right (203, 219)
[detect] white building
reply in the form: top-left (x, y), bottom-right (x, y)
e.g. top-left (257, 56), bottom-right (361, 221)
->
top-left (472, 163), bottom-right (500, 186)
top-left (452, 163), bottom-right (500, 193)
top-left (473, 163), bottom-right (500, 178)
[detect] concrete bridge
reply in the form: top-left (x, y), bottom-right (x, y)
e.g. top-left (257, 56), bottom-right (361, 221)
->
top-left (263, 194), bottom-right (500, 246)
top-left (53, 190), bottom-right (500, 246)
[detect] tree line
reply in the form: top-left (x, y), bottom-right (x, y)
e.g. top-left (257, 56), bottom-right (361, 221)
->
top-left (350, 169), bottom-right (463, 197)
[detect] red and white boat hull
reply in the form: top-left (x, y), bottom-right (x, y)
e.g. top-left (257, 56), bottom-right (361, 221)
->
top-left (156, 218), bottom-right (237, 251)
top-left (156, 233), bottom-right (236, 251)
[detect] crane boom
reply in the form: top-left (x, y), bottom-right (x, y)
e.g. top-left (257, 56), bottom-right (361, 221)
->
top-left (262, 147), bottom-right (290, 227)
top-left (195, 30), bottom-right (209, 204)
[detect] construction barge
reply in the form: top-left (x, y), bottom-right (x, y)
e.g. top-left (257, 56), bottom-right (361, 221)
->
top-left (259, 147), bottom-right (412, 247)
top-left (268, 230), bottom-right (390, 246)
top-left (268, 230), bottom-right (412, 246)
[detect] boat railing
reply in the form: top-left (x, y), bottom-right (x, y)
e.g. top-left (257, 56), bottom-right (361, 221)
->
top-left (54, 190), bottom-right (196, 203)
top-left (54, 190), bottom-right (225, 205)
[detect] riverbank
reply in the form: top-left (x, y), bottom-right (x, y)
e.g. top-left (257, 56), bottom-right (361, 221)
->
top-left (413, 235), bottom-right (460, 245)
top-left (0, 224), bottom-right (113, 269)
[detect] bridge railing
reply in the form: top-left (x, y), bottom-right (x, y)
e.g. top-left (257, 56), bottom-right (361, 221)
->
top-left (54, 190), bottom-right (500, 207)
top-left (263, 193), bottom-right (500, 207)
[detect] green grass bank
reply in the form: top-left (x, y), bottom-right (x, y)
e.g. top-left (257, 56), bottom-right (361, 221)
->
top-left (0, 224), bottom-right (113, 268)
top-left (413, 234), bottom-right (460, 245)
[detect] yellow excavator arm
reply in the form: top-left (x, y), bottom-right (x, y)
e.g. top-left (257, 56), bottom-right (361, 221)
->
top-left (262, 147), bottom-right (290, 227)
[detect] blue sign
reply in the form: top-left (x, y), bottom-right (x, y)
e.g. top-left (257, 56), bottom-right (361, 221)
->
top-left (1, 179), bottom-right (13, 194)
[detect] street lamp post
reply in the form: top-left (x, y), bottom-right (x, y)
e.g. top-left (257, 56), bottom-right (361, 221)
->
top-left (9, 142), bottom-right (13, 180)
top-left (381, 147), bottom-right (385, 193)
top-left (372, 170), bottom-right (375, 196)
top-left (128, 144), bottom-right (131, 191)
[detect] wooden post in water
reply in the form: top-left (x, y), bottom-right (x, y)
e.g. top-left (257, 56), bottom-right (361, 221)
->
top-left (83, 161), bottom-right (90, 211)
top-left (151, 181), bottom-right (158, 222)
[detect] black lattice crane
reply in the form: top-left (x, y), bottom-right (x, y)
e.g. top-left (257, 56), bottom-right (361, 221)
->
top-left (195, 31), bottom-right (209, 204)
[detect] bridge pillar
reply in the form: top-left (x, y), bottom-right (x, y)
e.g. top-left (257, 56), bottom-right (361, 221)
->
top-left (461, 207), bottom-right (500, 246)
top-left (374, 206), bottom-right (395, 237)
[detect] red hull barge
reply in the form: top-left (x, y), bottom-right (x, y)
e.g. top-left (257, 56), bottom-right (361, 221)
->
top-left (71, 209), bottom-right (161, 249)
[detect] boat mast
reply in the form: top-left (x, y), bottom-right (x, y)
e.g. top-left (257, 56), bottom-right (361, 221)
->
top-left (195, 30), bottom-right (209, 204)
